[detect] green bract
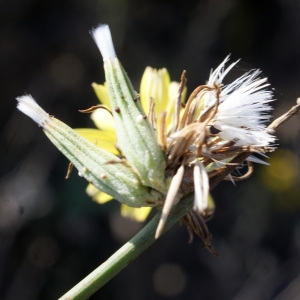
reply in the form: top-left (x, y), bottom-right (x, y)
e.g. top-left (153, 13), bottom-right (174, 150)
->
top-left (92, 25), bottom-right (167, 194)
top-left (16, 95), bottom-right (164, 208)
top-left (104, 58), bottom-right (167, 192)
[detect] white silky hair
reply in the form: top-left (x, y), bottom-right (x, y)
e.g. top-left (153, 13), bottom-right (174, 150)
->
top-left (91, 24), bottom-right (116, 61)
top-left (16, 95), bottom-right (51, 126)
top-left (204, 58), bottom-right (275, 147)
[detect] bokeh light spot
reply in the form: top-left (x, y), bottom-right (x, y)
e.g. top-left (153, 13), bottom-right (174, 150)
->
top-left (153, 263), bottom-right (187, 297)
top-left (49, 53), bottom-right (84, 88)
top-left (109, 210), bottom-right (143, 243)
top-left (260, 148), bottom-right (299, 192)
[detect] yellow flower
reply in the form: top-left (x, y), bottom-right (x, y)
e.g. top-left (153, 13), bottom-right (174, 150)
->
top-left (77, 67), bottom-right (186, 222)
top-left (17, 24), bottom-right (277, 252)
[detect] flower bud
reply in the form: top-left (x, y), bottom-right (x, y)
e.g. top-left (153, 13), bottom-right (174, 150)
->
top-left (91, 24), bottom-right (167, 193)
top-left (16, 95), bottom-right (163, 208)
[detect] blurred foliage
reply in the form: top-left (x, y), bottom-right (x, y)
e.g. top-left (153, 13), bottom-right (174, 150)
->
top-left (260, 148), bottom-right (300, 212)
top-left (1, 0), bottom-right (300, 299)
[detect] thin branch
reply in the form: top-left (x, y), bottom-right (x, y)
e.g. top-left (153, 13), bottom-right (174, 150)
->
top-left (268, 101), bottom-right (300, 131)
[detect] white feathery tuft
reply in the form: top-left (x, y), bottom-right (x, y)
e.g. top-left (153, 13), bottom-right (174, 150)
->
top-left (207, 55), bottom-right (239, 86)
top-left (91, 24), bottom-right (116, 61)
top-left (16, 95), bottom-right (51, 127)
top-left (204, 58), bottom-right (276, 147)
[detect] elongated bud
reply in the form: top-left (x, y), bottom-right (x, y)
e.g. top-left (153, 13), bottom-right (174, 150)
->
top-left (91, 25), bottom-right (167, 193)
top-left (16, 95), bottom-right (163, 207)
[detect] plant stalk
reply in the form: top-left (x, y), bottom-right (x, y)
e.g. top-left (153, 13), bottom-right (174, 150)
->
top-left (58, 194), bottom-right (193, 300)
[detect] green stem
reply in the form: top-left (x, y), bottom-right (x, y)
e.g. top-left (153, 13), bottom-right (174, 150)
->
top-left (58, 194), bottom-right (193, 300)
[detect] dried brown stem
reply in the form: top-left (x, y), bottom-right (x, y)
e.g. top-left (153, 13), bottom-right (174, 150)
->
top-left (78, 105), bottom-right (112, 115)
top-left (65, 162), bottom-right (74, 179)
top-left (268, 102), bottom-right (300, 131)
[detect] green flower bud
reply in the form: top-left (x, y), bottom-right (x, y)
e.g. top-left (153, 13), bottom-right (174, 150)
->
top-left (16, 95), bottom-right (163, 208)
top-left (91, 25), bottom-right (167, 193)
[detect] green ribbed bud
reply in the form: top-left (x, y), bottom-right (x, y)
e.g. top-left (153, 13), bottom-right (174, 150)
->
top-left (91, 24), bottom-right (167, 193)
top-left (16, 95), bottom-right (163, 208)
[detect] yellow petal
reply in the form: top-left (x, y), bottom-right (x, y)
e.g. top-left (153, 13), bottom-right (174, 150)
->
top-left (92, 82), bottom-right (111, 108)
top-left (166, 81), bottom-right (186, 130)
top-left (140, 67), bottom-right (170, 117)
top-left (86, 183), bottom-right (113, 204)
top-left (155, 68), bottom-right (171, 113)
top-left (91, 107), bottom-right (115, 132)
top-left (120, 205), bottom-right (152, 222)
top-left (140, 67), bottom-right (153, 115)
top-left (75, 128), bottom-right (118, 155)
top-left (139, 67), bottom-right (187, 139)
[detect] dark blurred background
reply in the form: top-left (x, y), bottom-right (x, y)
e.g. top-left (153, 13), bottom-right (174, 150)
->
top-left (1, 0), bottom-right (300, 299)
